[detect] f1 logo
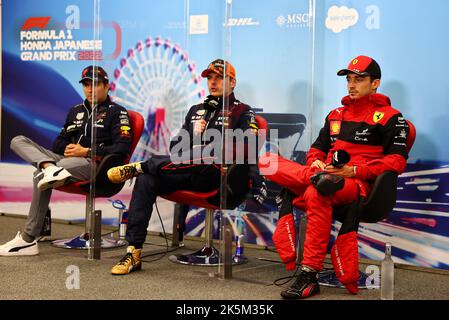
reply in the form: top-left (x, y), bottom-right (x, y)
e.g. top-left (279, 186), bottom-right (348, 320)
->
top-left (21, 17), bottom-right (51, 30)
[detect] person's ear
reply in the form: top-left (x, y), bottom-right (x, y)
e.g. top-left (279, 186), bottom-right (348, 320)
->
top-left (231, 78), bottom-right (236, 90)
top-left (372, 79), bottom-right (381, 90)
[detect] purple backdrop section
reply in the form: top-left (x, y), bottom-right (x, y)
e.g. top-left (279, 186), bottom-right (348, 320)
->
top-left (1, 52), bottom-right (82, 162)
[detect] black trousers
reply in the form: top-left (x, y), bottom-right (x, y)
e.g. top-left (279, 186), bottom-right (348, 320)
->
top-left (126, 155), bottom-right (221, 246)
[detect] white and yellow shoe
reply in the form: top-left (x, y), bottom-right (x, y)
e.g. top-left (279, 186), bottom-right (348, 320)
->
top-left (107, 162), bottom-right (143, 184)
top-left (111, 246), bottom-right (142, 275)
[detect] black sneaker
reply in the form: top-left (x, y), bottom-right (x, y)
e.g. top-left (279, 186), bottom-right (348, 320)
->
top-left (311, 172), bottom-right (345, 196)
top-left (280, 267), bottom-right (320, 299)
top-left (275, 188), bottom-right (294, 214)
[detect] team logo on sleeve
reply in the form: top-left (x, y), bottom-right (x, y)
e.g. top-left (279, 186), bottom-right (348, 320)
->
top-left (248, 122), bottom-right (259, 134)
top-left (120, 125), bottom-right (131, 137)
top-left (247, 112), bottom-right (259, 134)
top-left (399, 129), bottom-right (408, 139)
top-left (330, 120), bottom-right (341, 135)
top-left (373, 111), bottom-right (385, 123)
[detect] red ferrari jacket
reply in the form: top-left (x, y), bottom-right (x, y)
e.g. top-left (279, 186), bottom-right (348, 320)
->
top-left (306, 93), bottom-right (409, 181)
top-left (271, 93), bottom-right (409, 294)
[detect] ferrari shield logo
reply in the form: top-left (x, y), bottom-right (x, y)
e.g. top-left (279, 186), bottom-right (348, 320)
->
top-left (373, 111), bottom-right (385, 123)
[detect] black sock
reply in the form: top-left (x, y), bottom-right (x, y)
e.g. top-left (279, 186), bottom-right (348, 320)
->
top-left (140, 161), bottom-right (149, 174)
top-left (129, 242), bottom-right (143, 249)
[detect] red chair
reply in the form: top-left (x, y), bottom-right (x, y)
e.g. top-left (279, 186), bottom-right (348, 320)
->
top-left (164, 115), bottom-right (269, 266)
top-left (300, 120), bottom-right (417, 288)
top-left (333, 120), bottom-right (416, 222)
top-left (52, 110), bottom-right (145, 249)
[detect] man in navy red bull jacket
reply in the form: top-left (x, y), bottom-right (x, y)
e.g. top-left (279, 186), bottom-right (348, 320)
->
top-left (106, 59), bottom-right (259, 275)
top-left (259, 55), bottom-right (409, 299)
top-left (0, 65), bottom-right (132, 257)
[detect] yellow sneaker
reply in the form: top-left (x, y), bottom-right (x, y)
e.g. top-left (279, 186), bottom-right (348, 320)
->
top-left (111, 246), bottom-right (142, 275)
top-left (107, 162), bottom-right (143, 184)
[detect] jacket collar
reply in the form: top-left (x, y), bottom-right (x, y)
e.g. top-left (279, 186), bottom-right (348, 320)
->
top-left (83, 95), bottom-right (111, 111)
top-left (341, 93), bottom-right (391, 110)
top-left (222, 92), bottom-right (237, 110)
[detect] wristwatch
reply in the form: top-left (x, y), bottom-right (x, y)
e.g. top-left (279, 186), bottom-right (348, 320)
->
top-left (86, 147), bottom-right (92, 157)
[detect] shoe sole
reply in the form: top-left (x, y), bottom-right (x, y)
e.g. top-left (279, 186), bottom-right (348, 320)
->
top-left (281, 285), bottom-right (320, 299)
top-left (108, 177), bottom-right (125, 184)
top-left (38, 175), bottom-right (71, 191)
top-left (111, 262), bottom-right (142, 275)
top-left (316, 177), bottom-right (345, 196)
top-left (0, 249), bottom-right (39, 256)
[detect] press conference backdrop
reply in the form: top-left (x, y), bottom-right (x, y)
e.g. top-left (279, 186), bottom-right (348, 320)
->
top-left (1, 0), bottom-right (448, 271)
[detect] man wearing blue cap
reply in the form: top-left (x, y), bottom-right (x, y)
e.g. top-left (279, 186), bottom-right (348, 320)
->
top-left (0, 65), bottom-right (133, 256)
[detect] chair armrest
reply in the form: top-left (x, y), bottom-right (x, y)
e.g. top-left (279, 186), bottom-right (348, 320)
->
top-left (359, 171), bottom-right (398, 222)
top-left (333, 171), bottom-right (398, 224)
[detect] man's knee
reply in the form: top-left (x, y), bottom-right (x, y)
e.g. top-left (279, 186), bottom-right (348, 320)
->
top-left (303, 184), bottom-right (319, 200)
top-left (10, 135), bottom-right (29, 150)
top-left (56, 157), bottom-right (89, 169)
top-left (134, 173), bottom-right (158, 190)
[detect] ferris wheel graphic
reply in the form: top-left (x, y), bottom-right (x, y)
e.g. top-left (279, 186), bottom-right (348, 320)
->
top-left (110, 36), bottom-right (206, 161)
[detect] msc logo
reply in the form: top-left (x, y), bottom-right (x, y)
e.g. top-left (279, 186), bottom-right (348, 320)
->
top-left (224, 17), bottom-right (259, 27)
top-left (276, 13), bottom-right (311, 28)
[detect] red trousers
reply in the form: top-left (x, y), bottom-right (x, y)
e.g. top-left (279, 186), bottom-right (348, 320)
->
top-left (259, 153), bottom-right (361, 271)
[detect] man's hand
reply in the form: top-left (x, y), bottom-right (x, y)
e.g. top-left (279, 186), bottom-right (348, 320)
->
top-left (311, 159), bottom-right (326, 170)
top-left (325, 164), bottom-right (355, 178)
top-left (193, 119), bottom-right (207, 135)
top-left (64, 144), bottom-right (89, 157)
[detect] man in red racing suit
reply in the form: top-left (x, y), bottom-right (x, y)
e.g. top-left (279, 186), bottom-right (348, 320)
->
top-left (259, 55), bottom-right (409, 299)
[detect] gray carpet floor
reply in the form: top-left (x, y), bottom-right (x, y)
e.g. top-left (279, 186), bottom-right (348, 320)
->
top-left (1, 215), bottom-right (448, 300)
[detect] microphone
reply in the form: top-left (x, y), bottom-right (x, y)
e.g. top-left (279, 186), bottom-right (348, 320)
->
top-left (200, 95), bottom-right (220, 129)
top-left (203, 95), bottom-right (220, 114)
top-left (331, 150), bottom-right (350, 168)
top-left (193, 95), bottom-right (220, 147)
